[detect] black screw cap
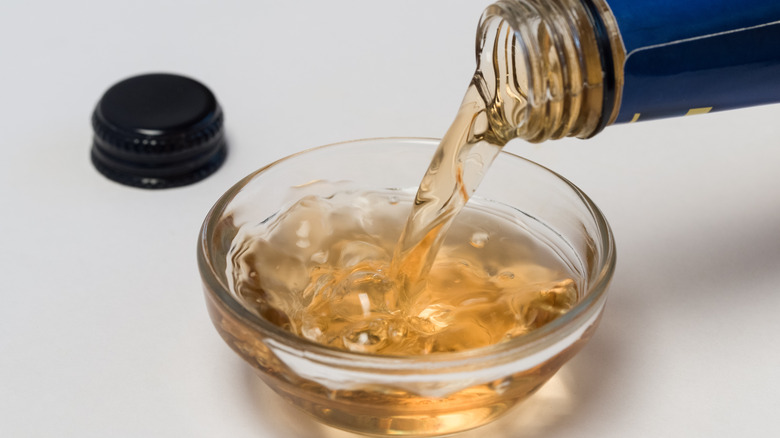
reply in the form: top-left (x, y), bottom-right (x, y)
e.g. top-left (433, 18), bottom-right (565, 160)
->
top-left (91, 73), bottom-right (227, 189)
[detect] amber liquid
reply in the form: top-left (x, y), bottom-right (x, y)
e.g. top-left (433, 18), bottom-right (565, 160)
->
top-left (229, 189), bottom-right (577, 355)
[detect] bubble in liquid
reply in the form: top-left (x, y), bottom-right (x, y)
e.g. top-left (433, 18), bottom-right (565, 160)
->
top-left (387, 318), bottom-right (408, 342)
top-left (310, 251), bottom-right (328, 264)
top-left (296, 220), bottom-right (310, 238)
top-left (416, 304), bottom-right (453, 330)
top-left (470, 231), bottom-right (489, 248)
top-left (498, 271), bottom-right (514, 280)
top-left (301, 324), bottom-right (324, 344)
top-left (342, 318), bottom-right (389, 353)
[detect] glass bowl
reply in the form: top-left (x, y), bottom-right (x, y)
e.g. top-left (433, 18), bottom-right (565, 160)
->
top-left (197, 138), bottom-right (615, 436)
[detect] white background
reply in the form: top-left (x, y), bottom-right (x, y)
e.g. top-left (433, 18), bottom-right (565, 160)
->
top-left (1, 1), bottom-right (779, 437)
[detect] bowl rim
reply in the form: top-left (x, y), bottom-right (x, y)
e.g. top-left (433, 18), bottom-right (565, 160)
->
top-left (197, 137), bottom-right (616, 367)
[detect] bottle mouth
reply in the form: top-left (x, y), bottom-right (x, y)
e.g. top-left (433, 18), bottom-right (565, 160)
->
top-left (474, 0), bottom-right (621, 142)
top-left (471, 8), bottom-right (533, 142)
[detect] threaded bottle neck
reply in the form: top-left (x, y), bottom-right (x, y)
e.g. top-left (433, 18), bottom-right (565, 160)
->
top-left (475, 0), bottom-right (624, 142)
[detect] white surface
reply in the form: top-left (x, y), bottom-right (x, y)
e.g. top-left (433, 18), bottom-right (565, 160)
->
top-left (1, 1), bottom-right (779, 437)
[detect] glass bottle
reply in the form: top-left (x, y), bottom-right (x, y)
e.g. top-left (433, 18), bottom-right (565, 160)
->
top-left (476, 0), bottom-right (780, 142)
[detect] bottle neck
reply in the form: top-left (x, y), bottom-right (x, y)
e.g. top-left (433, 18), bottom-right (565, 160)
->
top-left (475, 0), bottom-right (625, 142)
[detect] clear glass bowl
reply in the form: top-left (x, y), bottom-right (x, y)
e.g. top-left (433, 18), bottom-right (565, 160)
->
top-left (197, 138), bottom-right (615, 436)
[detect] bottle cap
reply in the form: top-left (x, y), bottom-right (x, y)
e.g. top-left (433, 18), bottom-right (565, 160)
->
top-left (91, 73), bottom-right (227, 189)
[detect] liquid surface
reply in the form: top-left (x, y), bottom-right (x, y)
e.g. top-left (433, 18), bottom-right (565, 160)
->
top-left (228, 191), bottom-right (577, 355)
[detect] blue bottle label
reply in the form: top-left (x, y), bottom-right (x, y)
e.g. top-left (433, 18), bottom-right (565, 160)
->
top-left (606, 0), bottom-right (780, 123)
